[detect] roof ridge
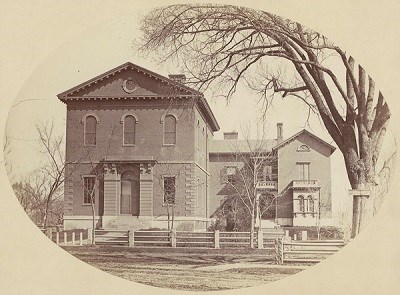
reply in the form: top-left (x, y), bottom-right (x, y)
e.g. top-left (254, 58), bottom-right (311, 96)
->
top-left (57, 61), bottom-right (202, 98)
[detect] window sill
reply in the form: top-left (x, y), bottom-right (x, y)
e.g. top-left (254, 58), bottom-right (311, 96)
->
top-left (123, 144), bottom-right (136, 147)
top-left (81, 203), bottom-right (94, 207)
top-left (162, 144), bottom-right (176, 147)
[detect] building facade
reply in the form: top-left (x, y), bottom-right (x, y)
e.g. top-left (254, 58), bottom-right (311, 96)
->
top-left (209, 129), bottom-right (335, 229)
top-left (59, 62), bottom-right (335, 230)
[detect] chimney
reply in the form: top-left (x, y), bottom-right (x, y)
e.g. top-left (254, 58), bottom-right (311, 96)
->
top-left (277, 123), bottom-right (283, 144)
top-left (224, 131), bottom-right (238, 140)
top-left (168, 74), bottom-right (186, 84)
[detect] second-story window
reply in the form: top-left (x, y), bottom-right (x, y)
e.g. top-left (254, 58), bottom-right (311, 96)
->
top-left (226, 166), bottom-right (237, 185)
top-left (123, 115), bottom-right (136, 145)
top-left (298, 162), bottom-right (310, 180)
top-left (164, 115), bottom-right (176, 145)
top-left (85, 115), bottom-right (97, 146)
top-left (262, 165), bottom-right (273, 181)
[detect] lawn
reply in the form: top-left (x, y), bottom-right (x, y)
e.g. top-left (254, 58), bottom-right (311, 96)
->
top-left (64, 246), bottom-right (307, 291)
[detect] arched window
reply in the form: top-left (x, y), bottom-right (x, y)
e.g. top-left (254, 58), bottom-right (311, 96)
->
top-left (297, 144), bottom-right (310, 152)
top-left (164, 115), bottom-right (176, 145)
top-left (298, 195), bottom-right (305, 212)
top-left (123, 115), bottom-right (136, 145)
top-left (308, 196), bottom-right (314, 212)
top-left (85, 115), bottom-right (97, 146)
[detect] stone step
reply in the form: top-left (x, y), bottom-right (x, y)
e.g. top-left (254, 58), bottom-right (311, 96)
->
top-left (105, 217), bottom-right (151, 231)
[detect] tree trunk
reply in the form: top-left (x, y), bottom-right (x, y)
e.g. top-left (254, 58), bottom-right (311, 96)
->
top-left (91, 202), bottom-right (96, 244)
top-left (171, 205), bottom-right (175, 230)
top-left (167, 204), bottom-right (170, 231)
top-left (43, 210), bottom-right (48, 228)
top-left (343, 144), bottom-right (375, 238)
top-left (250, 213), bottom-right (255, 248)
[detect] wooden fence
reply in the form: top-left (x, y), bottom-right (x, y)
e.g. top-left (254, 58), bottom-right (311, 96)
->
top-left (93, 229), bottom-right (283, 249)
top-left (44, 229), bottom-right (88, 246)
top-left (275, 238), bottom-right (346, 264)
top-left (42, 228), bottom-right (344, 263)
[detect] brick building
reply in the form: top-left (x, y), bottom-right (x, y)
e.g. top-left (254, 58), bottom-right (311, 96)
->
top-left (58, 62), bottom-right (336, 230)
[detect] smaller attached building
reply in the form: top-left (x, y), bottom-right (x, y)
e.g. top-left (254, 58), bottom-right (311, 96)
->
top-left (208, 127), bottom-right (336, 228)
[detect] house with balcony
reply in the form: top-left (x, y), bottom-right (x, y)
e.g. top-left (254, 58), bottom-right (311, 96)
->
top-left (58, 61), bottom-right (336, 231)
top-left (209, 126), bottom-right (336, 228)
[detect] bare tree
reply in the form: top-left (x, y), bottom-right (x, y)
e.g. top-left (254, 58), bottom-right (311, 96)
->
top-left (215, 125), bottom-right (277, 248)
top-left (12, 171), bottom-right (64, 227)
top-left (35, 121), bottom-right (67, 228)
top-left (138, 4), bottom-right (394, 236)
top-left (3, 133), bottom-right (13, 177)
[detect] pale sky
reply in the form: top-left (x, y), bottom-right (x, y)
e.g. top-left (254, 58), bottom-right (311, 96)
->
top-left (1, 1), bottom-right (400, 294)
top-left (5, 5), bottom-right (394, 219)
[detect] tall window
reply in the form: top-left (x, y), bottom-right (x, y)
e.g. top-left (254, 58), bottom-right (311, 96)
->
top-left (83, 176), bottom-right (95, 204)
top-left (298, 162), bottom-right (310, 180)
top-left (123, 115), bottom-right (136, 145)
top-left (164, 176), bottom-right (176, 204)
top-left (262, 165), bottom-right (273, 181)
top-left (226, 166), bottom-right (237, 185)
top-left (308, 196), bottom-right (314, 212)
top-left (298, 195), bottom-right (305, 212)
top-left (164, 115), bottom-right (176, 145)
top-left (85, 115), bottom-right (97, 146)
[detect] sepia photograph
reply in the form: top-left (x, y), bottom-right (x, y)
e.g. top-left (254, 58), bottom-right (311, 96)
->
top-left (1, 1), bottom-right (400, 294)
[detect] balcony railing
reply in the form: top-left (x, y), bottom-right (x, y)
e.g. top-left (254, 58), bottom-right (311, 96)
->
top-left (292, 180), bottom-right (319, 188)
top-left (256, 180), bottom-right (277, 190)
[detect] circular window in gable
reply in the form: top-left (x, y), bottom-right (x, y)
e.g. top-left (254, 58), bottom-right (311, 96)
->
top-left (122, 77), bottom-right (138, 93)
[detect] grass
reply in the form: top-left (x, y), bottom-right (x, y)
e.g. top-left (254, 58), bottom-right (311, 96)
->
top-left (63, 245), bottom-right (307, 291)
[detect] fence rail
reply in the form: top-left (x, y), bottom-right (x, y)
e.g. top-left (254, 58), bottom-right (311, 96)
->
top-left (89, 229), bottom-right (284, 249)
top-left (41, 227), bottom-right (344, 264)
top-left (276, 238), bottom-right (346, 264)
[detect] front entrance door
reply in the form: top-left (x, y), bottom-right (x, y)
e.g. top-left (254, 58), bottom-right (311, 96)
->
top-left (120, 169), bottom-right (140, 215)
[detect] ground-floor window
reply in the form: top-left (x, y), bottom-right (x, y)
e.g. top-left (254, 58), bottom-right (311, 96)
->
top-left (83, 176), bottom-right (95, 204)
top-left (164, 176), bottom-right (176, 204)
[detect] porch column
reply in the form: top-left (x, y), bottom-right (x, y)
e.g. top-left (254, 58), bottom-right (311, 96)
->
top-left (139, 163), bottom-right (154, 217)
top-left (103, 163), bottom-right (118, 216)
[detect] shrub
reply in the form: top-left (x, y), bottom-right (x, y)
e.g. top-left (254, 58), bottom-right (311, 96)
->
top-left (283, 226), bottom-right (344, 240)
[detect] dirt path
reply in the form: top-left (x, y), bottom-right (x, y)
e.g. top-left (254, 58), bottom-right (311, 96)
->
top-left (65, 246), bottom-right (307, 291)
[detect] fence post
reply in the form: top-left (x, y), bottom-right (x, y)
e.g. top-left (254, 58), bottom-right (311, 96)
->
top-left (64, 232), bottom-right (67, 245)
top-left (275, 238), bottom-right (284, 265)
top-left (88, 228), bottom-right (93, 245)
top-left (293, 234), bottom-right (297, 241)
top-left (72, 232), bottom-right (76, 246)
top-left (257, 229), bottom-right (264, 249)
top-left (301, 230), bottom-right (308, 241)
top-left (214, 230), bottom-right (220, 249)
top-left (128, 230), bottom-right (134, 247)
top-left (171, 229), bottom-right (177, 247)
top-left (56, 232), bottom-right (60, 245)
top-left (79, 232), bottom-right (83, 245)
top-left (45, 228), bottom-right (53, 240)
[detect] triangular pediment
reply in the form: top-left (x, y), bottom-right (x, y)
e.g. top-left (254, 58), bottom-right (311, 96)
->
top-left (58, 62), bottom-right (200, 99)
top-left (274, 129), bottom-right (336, 155)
